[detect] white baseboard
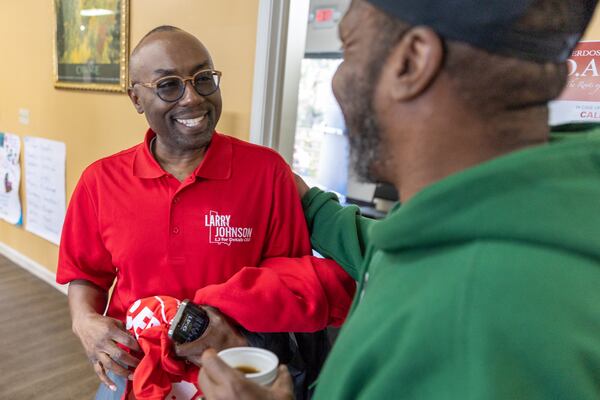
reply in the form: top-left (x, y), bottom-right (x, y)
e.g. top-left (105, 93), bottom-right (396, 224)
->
top-left (0, 241), bottom-right (67, 295)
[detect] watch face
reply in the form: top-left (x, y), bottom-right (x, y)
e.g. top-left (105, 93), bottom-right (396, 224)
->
top-left (168, 300), bottom-right (210, 343)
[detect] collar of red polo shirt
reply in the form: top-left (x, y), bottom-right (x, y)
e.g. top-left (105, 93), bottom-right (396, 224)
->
top-left (133, 129), bottom-right (233, 180)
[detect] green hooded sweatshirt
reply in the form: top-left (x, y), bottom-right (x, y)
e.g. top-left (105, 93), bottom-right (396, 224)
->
top-left (303, 132), bottom-right (600, 399)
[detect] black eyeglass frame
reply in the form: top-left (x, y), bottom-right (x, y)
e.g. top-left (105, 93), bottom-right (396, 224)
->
top-left (131, 69), bottom-right (222, 102)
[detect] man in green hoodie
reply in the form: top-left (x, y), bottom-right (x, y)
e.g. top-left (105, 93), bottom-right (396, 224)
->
top-left (188, 0), bottom-right (600, 398)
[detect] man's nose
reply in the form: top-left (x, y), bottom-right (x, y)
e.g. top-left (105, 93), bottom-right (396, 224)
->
top-left (179, 80), bottom-right (205, 105)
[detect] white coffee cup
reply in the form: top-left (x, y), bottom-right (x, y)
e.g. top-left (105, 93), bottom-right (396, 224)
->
top-left (217, 347), bottom-right (279, 386)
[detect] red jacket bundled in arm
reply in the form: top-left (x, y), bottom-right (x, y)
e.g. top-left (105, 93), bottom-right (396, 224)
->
top-left (194, 255), bottom-right (355, 332)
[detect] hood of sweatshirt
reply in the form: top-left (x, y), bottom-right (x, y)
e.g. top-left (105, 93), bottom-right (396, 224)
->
top-left (371, 132), bottom-right (600, 262)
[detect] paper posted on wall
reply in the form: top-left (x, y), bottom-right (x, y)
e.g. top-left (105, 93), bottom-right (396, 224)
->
top-left (549, 41), bottom-right (600, 125)
top-left (24, 137), bottom-right (66, 245)
top-left (0, 133), bottom-right (22, 225)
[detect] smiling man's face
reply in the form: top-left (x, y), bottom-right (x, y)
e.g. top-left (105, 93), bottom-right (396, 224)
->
top-left (128, 30), bottom-right (222, 151)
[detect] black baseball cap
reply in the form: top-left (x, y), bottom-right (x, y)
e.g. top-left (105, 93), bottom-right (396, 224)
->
top-left (365, 0), bottom-right (598, 63)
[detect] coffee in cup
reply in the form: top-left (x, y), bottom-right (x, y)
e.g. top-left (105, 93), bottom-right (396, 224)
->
top-left (217, 347), bottom-right (279, 386)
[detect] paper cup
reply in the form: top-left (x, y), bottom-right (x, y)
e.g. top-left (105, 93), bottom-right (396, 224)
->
top-left (217, 347), bottom-right (279, 386)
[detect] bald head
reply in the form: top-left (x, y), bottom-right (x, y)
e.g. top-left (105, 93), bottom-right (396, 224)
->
top-left (132, 25), bottom-right (182, 54)
top-left (129, 27), bottom-right (213, 84)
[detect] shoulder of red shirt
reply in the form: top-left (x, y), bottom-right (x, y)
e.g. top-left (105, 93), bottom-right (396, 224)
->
top-left (225, 133), bottom-right (290, 171)
top-left (80, 131), bottom-right (290, 181)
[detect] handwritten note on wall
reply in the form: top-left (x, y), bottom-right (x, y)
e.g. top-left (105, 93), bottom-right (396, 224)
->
top-left (24, 137), bottom-right (66, 245)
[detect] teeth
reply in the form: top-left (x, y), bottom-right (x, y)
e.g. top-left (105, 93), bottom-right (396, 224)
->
top-left (176, 115), bottom-right (205, 127)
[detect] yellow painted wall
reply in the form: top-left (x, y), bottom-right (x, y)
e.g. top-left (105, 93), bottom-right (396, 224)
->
top-left (0, 0), bottom-right (259, 274)
top-left (584, 6), bottom-right (600, 39)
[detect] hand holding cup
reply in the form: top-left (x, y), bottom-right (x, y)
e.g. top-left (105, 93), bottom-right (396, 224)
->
top-left (198, 348), bottom-right (293, 400)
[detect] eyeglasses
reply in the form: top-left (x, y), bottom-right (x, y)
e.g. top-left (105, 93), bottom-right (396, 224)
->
top-left (132, 69), bottom-right (222, 102)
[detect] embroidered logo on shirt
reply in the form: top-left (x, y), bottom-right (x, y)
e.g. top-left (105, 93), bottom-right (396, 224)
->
top-left (204, 210), bottom-right (253, 246)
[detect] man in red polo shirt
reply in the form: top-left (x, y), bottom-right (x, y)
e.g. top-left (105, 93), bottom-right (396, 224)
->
top-left (56, 26), bottom-right (354, 400)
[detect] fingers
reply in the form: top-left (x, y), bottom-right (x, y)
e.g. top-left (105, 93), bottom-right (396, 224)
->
top-left (174, 309), bottom-right (236, 359)
top-left (107, 336), bottom-right (141, 368)
top-left (200, 348), bottom-right (241, 385)
top-left (102, 319), bottom-right (141, 370)
top-left (174, 340), bottom-right (209, 360)
top-left (187, 354), bottom-right (203, 366)
top-left (172, 306), bottom-right (214, 359)
top-left (78, 313), bottom-right (139, 387)
top-left (201, 307), bottom-right (247, 350)
top-left (107, 347), bottom-right (140, 370)
top-left (198, 353), bottom-right (218, 398)
top-left (271, 365), bottom-right (294, 393)
top-left (174, 305), bottom-right (245, 362)
top-left (173, 341), bottom-right (204, 366)
top-left (198, 348), bottom-right (248, 400)
top-left (98, 332), bottom-right (140, 369)
top-left (92, 358), bottom-right (117, 392)
top-left (198, 350), bottom-right (291, 400)
top-left (112, 320), bottom-right (142, 352)
top-left (97, 351), bottom-right (131, 379)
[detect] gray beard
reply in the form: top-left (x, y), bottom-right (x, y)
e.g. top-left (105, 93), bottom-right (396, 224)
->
top-left (347, 108), bottom-right (382, 183)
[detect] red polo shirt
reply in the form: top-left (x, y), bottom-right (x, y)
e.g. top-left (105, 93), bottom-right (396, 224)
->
top-left (57, 130), bottom-right (312, 322)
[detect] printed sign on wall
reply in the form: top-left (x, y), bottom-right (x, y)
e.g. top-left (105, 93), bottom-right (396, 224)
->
top-left (549, 41), bottom-right (600, 125)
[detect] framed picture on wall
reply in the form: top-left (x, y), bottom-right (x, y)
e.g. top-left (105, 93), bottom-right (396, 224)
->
top-left (53, 0), bottom-right (130, 92)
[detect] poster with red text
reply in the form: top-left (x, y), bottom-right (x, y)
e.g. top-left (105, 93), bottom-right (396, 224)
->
top-left (549, 41), bottom-right (600, 125)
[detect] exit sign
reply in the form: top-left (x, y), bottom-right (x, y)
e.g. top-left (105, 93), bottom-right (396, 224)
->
top-left (315, 8), bottom-right (334, 23)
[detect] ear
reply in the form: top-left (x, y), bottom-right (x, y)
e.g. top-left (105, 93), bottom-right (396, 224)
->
top-left (384, 26), bottom-right (444, 101)
top-left (127, 87), bottom-right (145, 114)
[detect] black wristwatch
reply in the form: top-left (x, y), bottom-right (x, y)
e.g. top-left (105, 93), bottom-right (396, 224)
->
top-left (168, 299), bottom-right (210, 343)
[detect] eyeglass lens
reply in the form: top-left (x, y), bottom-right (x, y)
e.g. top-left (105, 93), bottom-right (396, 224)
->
top-left (156, 71), bottom-right (220, 102)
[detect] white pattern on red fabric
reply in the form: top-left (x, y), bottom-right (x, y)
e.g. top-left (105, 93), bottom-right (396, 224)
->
top-left (125, 296), bottom-right (201, 400)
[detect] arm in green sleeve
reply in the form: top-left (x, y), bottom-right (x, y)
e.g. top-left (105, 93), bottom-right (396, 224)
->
top-left (301, 187), bottom-right (376, 280)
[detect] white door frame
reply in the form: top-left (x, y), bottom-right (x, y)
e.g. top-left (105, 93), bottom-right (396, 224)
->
top-left (249, 0), bottom-right (310, 163)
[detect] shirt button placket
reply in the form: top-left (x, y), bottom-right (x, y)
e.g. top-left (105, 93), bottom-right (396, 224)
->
top-left (168, 187), bottom-right (185, 263)
top-left (171, 195), bottom-right (181, 236)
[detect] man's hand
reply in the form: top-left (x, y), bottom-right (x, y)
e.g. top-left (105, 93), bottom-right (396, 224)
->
top-left (174, 306), bottom-right (247, 361)
top-left (68, 280), bottom-right (141, 391)
top-left (198, 348), bottom-right (294, 400)
top-left (73, 313), bottom-right (141, 391)
top-left (293, 173), bottom-right (310, 199)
